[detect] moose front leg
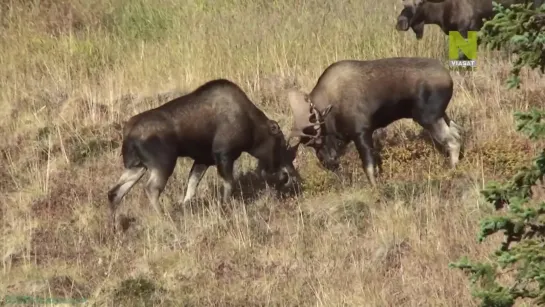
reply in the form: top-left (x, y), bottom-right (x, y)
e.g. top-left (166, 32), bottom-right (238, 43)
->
top-left (354, 130), bottom-right (378, 187)
top-left (214, 152), bottom-right (236, 203)
top-left (181, 161), bottom-right (209, 204)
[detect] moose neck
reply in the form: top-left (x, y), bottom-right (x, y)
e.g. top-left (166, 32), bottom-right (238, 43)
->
top-left (417, 2), bottom-right (445, 28)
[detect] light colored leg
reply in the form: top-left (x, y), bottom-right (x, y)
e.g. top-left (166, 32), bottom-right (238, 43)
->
top-left (448, 141), bottom-right (461, 167)
top-left (145, 168), bottom-right (168, 216)
top-left (354, 131), bottom-right (377, 187)
top-left (222, 179), bottom-right (234, 202)
top-left (364, 158), bottom-right (377, 187)
top-left (107, 167), bottom-right (146, 233)
top-left (256, 161), bottom-right (267, 179)
top-left (108, 167), bottom-right (147, 207)
top-left (448, 119), bottom-right (462, 141)
top-left (214, 152), bottom-right (235, 203)
top-left (448, 120), bottom-right (462, 167)
top-left (429, 117), bottom-right (461, 168)
top-left (181, 163), bottom-right (209, 204)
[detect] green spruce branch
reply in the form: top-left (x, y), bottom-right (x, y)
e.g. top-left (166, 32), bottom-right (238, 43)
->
top-left (449, 3), bottom-right (545, 305)
top-left (479, 2), bottom-right (545, 89)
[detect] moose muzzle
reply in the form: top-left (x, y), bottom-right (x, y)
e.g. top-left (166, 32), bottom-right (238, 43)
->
top-left (396, 16), bottom-right (410, 31)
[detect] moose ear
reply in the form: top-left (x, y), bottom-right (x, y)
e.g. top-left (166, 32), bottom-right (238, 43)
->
top-left (268, 120), bottom-right (281, 136)
top-left (321, 105), bottom-right (333, 118)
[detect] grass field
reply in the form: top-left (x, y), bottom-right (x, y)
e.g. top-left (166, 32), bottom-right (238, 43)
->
top-left (1, 0), bottom-right (545, 306)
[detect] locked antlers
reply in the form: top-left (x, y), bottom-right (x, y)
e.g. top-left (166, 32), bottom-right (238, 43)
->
top-left (286, 89), bottom-right (326, 148)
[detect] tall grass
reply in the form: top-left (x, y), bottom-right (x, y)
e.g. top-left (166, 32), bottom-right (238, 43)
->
top-left (1, 0), bottom-right (544, 305)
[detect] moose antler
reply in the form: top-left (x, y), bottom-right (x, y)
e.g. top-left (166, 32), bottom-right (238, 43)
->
top-left (286, 89), bottom-right (325, 148)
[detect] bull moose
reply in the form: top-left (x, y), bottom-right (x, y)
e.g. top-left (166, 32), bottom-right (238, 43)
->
top-left (285, 57), bottom-right (462, 187)
top-left (107, 79), bottom-right (299, 229)
top-left (395, 0), bottom-right (543, 56)
top-left (395, 0), bottom-right (492, 40)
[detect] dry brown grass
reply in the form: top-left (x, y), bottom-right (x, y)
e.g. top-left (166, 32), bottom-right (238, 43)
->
top-left (1, 0), bottom-right (544, 306)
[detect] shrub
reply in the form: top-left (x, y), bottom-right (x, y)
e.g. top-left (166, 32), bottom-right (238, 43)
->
top-left (449, 2), bottom-right (545, 306)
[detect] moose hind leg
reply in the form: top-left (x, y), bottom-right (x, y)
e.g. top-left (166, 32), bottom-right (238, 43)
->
top-left (145, 161), bottom-right (176, 216)
top-left (108, 167), bottom-right (147, 215)
top-left (444, 114), bottom-right (462, 142)
top-left (354, 130), bottom-right (378, 187)
top-left (427, 117), bottom-right (461, 168)
top-left (414, 83), bottom-right (460, 168)
top-left (181, 162), bottom-right (209, 204)
top-left (214, 152), bottom-right (236, 203)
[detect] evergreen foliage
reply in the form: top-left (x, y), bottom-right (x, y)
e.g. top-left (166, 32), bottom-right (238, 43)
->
top-left (479, 1), bottom-right (545, 88)
top-left (449, 2), bottom-right (545, 306)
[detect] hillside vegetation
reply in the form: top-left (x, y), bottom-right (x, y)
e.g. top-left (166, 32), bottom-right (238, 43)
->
top-left (1, 0), bottom-right (544, 305)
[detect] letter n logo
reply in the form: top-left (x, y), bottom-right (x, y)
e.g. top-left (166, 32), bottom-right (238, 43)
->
top-left (448, 31), bottom-right (478, 60)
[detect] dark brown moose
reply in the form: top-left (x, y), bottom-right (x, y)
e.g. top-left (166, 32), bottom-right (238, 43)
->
top-left (285, 57), bottom-right (462, 187)
top-left (395, 0), bottom-right (493, 43)
top-left (108, 79), bottom-right (298, 229)
top-left (395, 0), bottom-right (543, 58)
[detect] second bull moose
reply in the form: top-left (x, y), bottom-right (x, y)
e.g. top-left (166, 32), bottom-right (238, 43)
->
top-left (395, 0), bottom-right (493, 41)
top-left (285, 57), bottom-right (462, 187)
top-left (395, 0), bottom-right (543, 43)
top-left (395, 0), bottom-right (543, 60)
top-left (107, 79), bottom-right (299, 230)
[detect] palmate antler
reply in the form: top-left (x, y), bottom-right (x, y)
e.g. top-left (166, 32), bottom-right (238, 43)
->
top-left (288, 103), bottom-right (324, 145)
top-left (286, 89), bottom-right (326, 148)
